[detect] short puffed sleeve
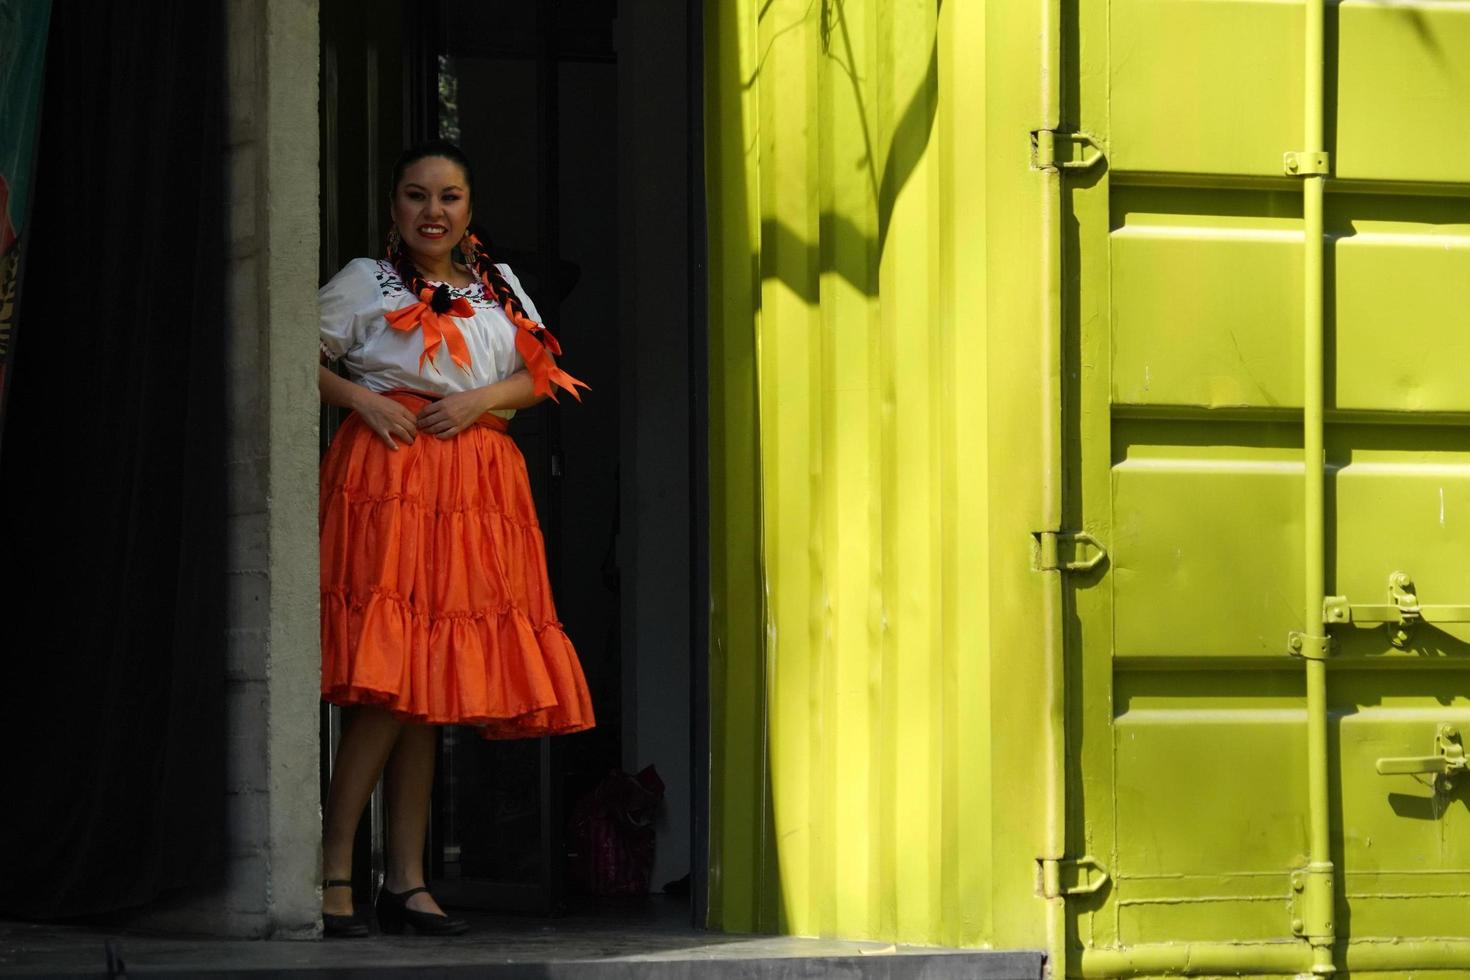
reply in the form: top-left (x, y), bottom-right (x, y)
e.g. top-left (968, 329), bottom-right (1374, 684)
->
top-left (318, 258), bottom-right (384, 361)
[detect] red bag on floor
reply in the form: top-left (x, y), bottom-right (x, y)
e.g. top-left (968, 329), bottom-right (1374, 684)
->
top-left (568, 765), bottom-right (665, 896)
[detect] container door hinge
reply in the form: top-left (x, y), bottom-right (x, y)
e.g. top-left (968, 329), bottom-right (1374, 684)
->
top-left (1032, 530), bottom-right (1107, 573)
top-left (1289, 863), bottom-right (1336, 941)
top-left (1039, 856), bottom-right (1109, 899)
top-left (1031, 129), bottom-right (1105, 173)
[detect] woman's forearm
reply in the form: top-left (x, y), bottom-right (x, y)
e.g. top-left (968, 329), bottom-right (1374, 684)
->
top-left (320, 363), bottom-right (545, 415)
top-left (319, 363), bottom-right (370, 411)
top-left (477, 369), bottom-right (545, 412)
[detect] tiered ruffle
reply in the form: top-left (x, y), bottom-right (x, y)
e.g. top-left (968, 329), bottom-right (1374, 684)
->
top-left (319, 393), bottom-right (594, 739)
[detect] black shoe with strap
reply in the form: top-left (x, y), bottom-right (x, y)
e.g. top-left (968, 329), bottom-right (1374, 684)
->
top-left (322, 879), bottom-right (370, 938)
top-left (375, 885), bottom-right (469, 936)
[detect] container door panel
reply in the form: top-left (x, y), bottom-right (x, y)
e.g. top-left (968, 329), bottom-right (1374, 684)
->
top-left (1335, 2), bottom-right (1470, 184)
top-left (1110, 0), bottom-right (1300, 177)
top-left (1071, 0), bottom-right (1470, 964)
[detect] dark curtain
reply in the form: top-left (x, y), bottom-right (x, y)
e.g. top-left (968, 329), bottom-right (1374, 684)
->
top-left (0, 0), bottom-right (227, 917)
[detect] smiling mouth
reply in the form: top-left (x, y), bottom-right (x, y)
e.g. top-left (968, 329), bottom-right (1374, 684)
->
top-left (418, 225), bottom-right (448, 237)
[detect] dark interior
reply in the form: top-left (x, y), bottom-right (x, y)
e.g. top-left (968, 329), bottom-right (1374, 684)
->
top-left (319, 0), bottom-right (706, 925)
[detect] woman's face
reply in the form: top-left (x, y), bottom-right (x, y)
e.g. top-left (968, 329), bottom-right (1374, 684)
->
top-left (391, 156), bottom-right (472, 268)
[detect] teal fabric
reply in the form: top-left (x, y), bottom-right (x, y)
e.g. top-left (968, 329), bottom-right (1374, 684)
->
top-left (0, 0), bottom-right (52, 241)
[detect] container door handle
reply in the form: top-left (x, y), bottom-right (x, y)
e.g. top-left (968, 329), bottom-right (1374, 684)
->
top-left (1376, 725), bottom-right (1467, 790)
top-left (1322, 572), bottom-right (1470, 648)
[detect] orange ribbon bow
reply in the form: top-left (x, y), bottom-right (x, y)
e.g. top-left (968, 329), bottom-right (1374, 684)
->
top-left (501, 301), bottom-right (590, 402)
top-left (384, 288), bottom-right (476, 373)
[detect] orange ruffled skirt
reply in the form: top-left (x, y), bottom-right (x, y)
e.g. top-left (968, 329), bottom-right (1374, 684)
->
top-left (320, 390), bottom-right (595, 739)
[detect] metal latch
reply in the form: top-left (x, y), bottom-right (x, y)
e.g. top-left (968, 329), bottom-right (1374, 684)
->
top-left (1031, 130), bottom-right (1105, 173)
top-left (1032, 531), bottom-right (1107, 573)
top-left (1377, 725), bottom-right (1467, 792)
top-left (1039, 856), bottom-right (1109, 899)
top-left (1322, 571), bottom-right (1470, 649)
top-left (1388, 571), bottom-right (1423, 648)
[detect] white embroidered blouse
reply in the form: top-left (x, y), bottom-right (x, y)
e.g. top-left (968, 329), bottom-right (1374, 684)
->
top-left (318, 257), bottom-right (541, 410)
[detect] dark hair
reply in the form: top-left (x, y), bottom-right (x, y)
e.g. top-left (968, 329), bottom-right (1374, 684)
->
top-left (387, 139), bottom-right (534, 324)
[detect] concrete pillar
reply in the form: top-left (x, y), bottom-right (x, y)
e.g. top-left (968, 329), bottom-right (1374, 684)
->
top-left (256, 0), bottom-right (323, 938)
top-left (138, 0), bottom-right (321, 938)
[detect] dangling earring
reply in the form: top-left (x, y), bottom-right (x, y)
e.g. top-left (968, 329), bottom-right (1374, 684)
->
top-left (386, 225), bottom-right (401, 257)
top-left (454, 230), bottom-right (472, 268)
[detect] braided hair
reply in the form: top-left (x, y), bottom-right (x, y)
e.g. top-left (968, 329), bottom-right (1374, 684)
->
top-left (386, 139), bottom-right (537, 325)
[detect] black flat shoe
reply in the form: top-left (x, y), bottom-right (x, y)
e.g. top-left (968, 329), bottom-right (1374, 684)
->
top-left (375, 885), bottom-right (469, 936)
top-left (322, 879), bottom-right (370, 938)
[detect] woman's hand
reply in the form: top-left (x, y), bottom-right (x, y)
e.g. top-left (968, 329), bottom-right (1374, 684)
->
top-left (319, 365), bottom-right (417, 450)
top-left (416, 389), bottom-right (493, 439)
top-left (354, 391), bottom-right (420, 450)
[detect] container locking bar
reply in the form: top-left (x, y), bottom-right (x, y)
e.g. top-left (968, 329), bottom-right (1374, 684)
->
top-left (1039, 855), bottom-right (1109, 899)
top-left (1377, 725), bottom-right (1467, 791)
top-left (1032, 530), bottom-right (1107, 573)
top-left (1293, 0), bottom-right (1334, 970)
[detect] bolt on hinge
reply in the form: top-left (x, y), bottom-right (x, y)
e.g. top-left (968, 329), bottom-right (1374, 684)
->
top-left (1039, 856), bottom-right (1109, 899)
top-left (1032, 530), bottom-right (1107, 573)
top-left (1284, 150), bottom-right (1331, 176)
top-left (1322, 595), bottom-right (1351, 625)
top-left (1031, 129), bottom-right (1105, 173)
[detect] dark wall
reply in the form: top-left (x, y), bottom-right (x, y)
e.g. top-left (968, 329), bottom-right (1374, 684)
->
top-left (447, 0), bottom-right (697, 894)
top-left (616, 0), bottom-right (692, 893)
top-left (0, 0), bottom-right (227, 917)
top-left (451, 21), bottom-right (623, 751)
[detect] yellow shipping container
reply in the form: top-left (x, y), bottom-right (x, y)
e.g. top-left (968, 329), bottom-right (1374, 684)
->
top-left (703, 0), bottom-right (1470, 976)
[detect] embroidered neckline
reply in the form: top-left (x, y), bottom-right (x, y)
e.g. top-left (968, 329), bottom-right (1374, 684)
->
top-left (372, 259), bottom-right (494, 309)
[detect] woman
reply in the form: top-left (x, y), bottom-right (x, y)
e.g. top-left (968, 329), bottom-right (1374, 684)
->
top-left (316, 139), bottom-right (594, 937)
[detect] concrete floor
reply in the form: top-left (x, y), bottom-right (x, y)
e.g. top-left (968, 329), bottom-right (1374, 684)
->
top-left (0, 899), bottom-right (1045, 979)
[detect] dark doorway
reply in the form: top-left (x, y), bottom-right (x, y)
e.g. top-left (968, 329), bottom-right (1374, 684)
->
top-left (318, 0), bottom-right (706, 926)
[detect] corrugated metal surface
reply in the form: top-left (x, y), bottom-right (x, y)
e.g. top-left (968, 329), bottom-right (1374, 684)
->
top-left (708, 0), bottom-right (1470, 971)
top-left (705, 0), bottom-right (1002, 947)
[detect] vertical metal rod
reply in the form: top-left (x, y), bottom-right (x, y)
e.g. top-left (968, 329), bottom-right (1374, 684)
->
top-left (1039, 0), bottom-right (1067, 973)
top-left (1301, 0), bottom-right (1334, 973)
top-left (534, 0), bottom-right (564, 915)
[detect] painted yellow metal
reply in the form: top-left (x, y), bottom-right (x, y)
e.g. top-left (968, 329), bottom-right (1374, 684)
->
top-left (1038, 0), bottom-right (1070, 974)
top-left (703, 0), bottom-right (1051, 950)
top-left (704, 0), bottom-right (1470, 972)
top-left (1071, 0), bottom-right (1470, 975)
top-left (705, 0), bottom-right (777, 937)
top-left (1298, 0), bottom-right (1334, 974)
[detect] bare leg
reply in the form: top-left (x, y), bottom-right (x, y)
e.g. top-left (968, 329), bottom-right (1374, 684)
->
top-left (382, 722), bottom-right (446, 915)
top-left (321, 706), bottom-right (402, 916)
